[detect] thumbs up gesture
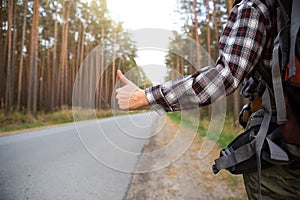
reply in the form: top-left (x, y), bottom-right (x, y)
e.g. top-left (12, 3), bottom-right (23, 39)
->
top-left (116, 70), bottom-right (149, 110)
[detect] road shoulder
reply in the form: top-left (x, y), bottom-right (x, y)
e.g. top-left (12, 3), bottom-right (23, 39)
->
top-left (126, 117), bottom-right (247, 200)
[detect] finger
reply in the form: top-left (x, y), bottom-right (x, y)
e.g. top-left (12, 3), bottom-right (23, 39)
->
top-left (118, 101), bottom-right (129, 110)
top-left (116, 94), bottom-right (127, 100)
top-left (116, 94), bottom-right (123, 99)
top-left (115, 87), bottom-right (128, 95)
top-left (118, 99), bottom-right (129, 104)
top-left (117, 70), bottom-right (129, 85)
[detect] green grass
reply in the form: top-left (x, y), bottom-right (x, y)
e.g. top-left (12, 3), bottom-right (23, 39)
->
top-left (0, 120), bottom-right (72, 132)
top-left (0, 110), bottom-right (73, 133)
top-left (167, 112), bottom-right (243, 148)
top-left (0, 109), bottom-right (113, 134)
top-left (0, 109), bottom-right (149, 134)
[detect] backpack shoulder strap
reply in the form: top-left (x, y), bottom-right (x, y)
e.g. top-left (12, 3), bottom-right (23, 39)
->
top-left (277, 0), bottom-right (291, 26)
top-left (289, 0), bottom-right (300, 78)
top-left (272, 0), bottom-right (300, 124)
top-left (272, 33), bottom-right (287, 124)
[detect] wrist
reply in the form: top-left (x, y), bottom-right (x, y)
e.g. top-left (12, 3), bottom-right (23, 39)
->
top-left (135, 89), bottom-right (149, 108)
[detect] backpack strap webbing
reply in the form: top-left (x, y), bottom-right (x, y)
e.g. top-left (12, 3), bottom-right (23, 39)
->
top-left (212, 139), bottom-right (256, 173)
top-left (254, 88), bottom-right (272, 200)
top-left (277, 0), bottom-right (290, 26)
top-left (272, 33), bottom-right (287, 124)
top-left (289, 0), bottom-right (300, 78)
top-left (272, 0), bottom-right (300, 124)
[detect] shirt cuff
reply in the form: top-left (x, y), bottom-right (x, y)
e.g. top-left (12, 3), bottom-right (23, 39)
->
top-left (145, 86), bottom-right (172, 115)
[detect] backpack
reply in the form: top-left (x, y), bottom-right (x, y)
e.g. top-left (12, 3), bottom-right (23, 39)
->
top-left (212, 0), bottom-right (300, 198)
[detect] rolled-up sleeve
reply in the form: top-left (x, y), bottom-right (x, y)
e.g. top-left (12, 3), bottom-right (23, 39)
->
top-left (146, 0), bottom-right (272, 115)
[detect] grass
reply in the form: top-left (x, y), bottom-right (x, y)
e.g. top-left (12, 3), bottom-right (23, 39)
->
top-left (230, 174), bottom-right (240, 186)
top-left (0, 107), bottom-right (243, 146)
top-left (167, 111), bottom-right (247, 199)
top-left (167, 112), bottom-right (243, 148)
top-left (0, 108), bottom-right (149, 134)
top-left (0, 109), bottom-right (113, 134)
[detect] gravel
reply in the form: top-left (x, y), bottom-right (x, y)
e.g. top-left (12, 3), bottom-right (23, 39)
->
top-left (125, 117), bottom-right (247, 200)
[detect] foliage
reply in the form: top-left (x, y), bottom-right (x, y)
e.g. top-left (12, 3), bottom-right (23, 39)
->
top-left (167, 111), bottom-right (243, 148)
top-left (0, 0), bottom-right (151, 115)
top-left (166, 0), bottom-right (243, 121)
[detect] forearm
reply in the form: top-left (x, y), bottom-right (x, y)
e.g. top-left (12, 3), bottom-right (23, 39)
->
top-left (145, 66), bottom-right (235, 114)
top-left (145, 1), bottom-right (269, 114)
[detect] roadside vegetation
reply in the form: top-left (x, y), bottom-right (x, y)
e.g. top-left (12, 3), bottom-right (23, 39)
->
top-left (1, 0), bottom-right (244, 137)
top-left (0, 109), bottom-right (113, 134)
top-left (0, 109), bottom-right (148, 135)
top-left (167, 111), bottom-right (243, 148)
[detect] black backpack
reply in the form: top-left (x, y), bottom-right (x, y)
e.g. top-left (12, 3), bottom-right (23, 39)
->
top-left (212, 0), bottom-right (300, 199)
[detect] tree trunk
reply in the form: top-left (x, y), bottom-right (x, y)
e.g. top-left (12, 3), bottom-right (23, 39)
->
top-left (206, 0), bottom-right (212, 119)
top-left (51, 3), bottom-right (58, 111)
top-left (87, 50), bottom-right (91, 108)
top-left (104, 61), bottom-right (109, 106)
top-left (213, 0), bottom-right (219, 60)
top-left (32, 0), bottom-right (39, 115)
top-left (1, 33), bottom-right (8, 101)
top-left (70, 36), bottom-right (76, 107)
top-left (63, 1), bottom-right (71, 105)
top-left (84, 45), bottom-right (90, 108)
top-left (39, 52), bottom-right (45, 111)
top-left (227, 0), bottom-right (240, 127)
top-left (79, 25), bottom-right (85, 107)
top-left (227, 0), bottom-right (233, 12)
top-left (95, 48), bottom-right (101, 109)
top-left (5, 0), bottom-right (13, 114)
top-left (206, 0), bottom-right (211, 65)
top-left (100, 26), bottom-right (105, 109)
top-left (193, 0), bottom-right (201, 67)
top-left (188, 39), bottom-right (194, 75)
top-left (112, 27), bottom-right (117, 89)
top-left (0, 0), bottom-right (7, 105)
top-left (46, 47), bottom-right (51, 112)
top-left (24, 39), bottom-right (30, 108)
top-left (74, 27), bottom-right (81, 104)
top-left (27, 0), bottom-right (39, 115)
top-left (10, 0), bottom-right (17, 110)
top-left (17, 0), bottom-right (28, 111)
top-left (179, 36), bottom-right (185, 75)
top-left (233, 87), bottom-right (240, 127)
top-left (58, 0), bottom-right (66, 107)
top-left (0, 0), bottom-right (3, 74)
top-left (89, 52), bottom-right (95, 108)
top-left (192, 0), bottom-right (203, 119)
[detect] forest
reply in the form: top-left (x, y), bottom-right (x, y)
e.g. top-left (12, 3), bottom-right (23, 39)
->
top-left (0, 0), bottom-right (244, 126)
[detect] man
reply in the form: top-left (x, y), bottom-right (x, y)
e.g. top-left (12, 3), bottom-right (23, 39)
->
top-left (116, 0), bottom-right (300, 199)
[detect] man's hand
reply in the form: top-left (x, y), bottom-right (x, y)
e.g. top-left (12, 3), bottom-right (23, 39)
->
top-left (115, 70), bottom-right (149, 110)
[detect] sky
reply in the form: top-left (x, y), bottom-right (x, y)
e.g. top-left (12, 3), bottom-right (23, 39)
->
top-left (107, 0), bottom-right (179, 30)
top-left (107, 0), bottom-right (181, 84)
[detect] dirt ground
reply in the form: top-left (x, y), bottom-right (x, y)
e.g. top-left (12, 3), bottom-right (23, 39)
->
top-left (125, 117), bottom-right (247, 200)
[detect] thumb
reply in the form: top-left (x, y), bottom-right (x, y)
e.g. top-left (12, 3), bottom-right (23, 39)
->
top-left (117, 70), bottom-right (129, 85)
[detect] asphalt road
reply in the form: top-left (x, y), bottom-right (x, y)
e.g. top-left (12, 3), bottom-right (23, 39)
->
top-left (0, 112), bottom-right (159, 200)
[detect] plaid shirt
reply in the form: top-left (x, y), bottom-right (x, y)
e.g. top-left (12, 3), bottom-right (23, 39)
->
top-left (145, 0), bottom-right (277, 115)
